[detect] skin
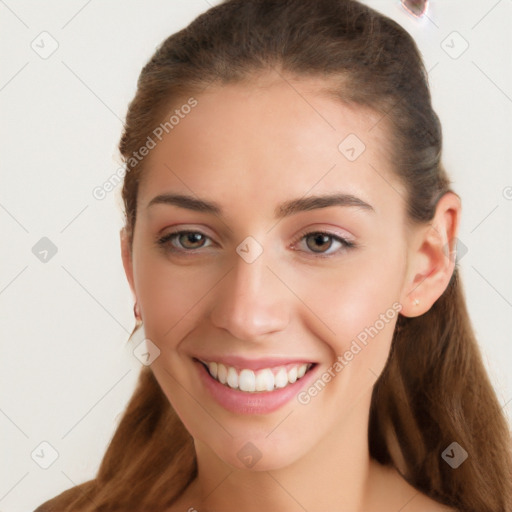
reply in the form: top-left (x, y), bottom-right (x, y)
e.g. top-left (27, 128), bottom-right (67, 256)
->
top-left (121, 70), bottom-right (460, 512)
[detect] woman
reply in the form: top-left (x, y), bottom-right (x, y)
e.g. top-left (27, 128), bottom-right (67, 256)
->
top-left (35, 0), bottom-right (512, 510)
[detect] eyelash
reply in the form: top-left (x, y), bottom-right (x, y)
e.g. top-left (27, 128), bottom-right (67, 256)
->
top-left (156, 229), bottom-right (355, 258)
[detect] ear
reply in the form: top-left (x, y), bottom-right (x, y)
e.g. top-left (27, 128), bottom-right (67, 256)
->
top-left (120, 227), bottom-right (136, 299)
top-left (399, 192), bottom-right (461, 317)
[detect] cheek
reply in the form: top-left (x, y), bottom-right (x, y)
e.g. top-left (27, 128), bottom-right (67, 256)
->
top-left (287, 254), bottom-right (403, 370)
top-left (133, 250), bottom-right (219, 343)
top-left (295, 256), bottom-right (401, 326)
top-left (134, 232), bottom-right (405, 363)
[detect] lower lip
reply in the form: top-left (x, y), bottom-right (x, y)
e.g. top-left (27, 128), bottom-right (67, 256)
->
top-left (195, 359), bottom-right (319, 415)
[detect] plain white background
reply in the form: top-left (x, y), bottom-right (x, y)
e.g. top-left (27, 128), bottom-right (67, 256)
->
top-left (1, 1), bottom-right (511, 510)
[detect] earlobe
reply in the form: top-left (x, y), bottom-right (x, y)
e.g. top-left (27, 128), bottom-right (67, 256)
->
top-left (400, 192), bottom-right (461, 318)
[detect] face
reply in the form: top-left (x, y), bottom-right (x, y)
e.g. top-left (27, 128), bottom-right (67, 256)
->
top-left (122, 72), bottom-right (412, 471)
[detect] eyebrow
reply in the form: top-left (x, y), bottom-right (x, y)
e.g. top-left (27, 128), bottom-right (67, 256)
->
top-left (146, 192), bottom-right (375, 218)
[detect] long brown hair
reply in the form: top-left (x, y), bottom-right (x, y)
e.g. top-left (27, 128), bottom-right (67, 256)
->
top-left (35, 1), bottom-right (512, 510)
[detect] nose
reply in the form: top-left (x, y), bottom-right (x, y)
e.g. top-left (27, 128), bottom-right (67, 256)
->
top-left (209, 249), bottom-right (290, 342)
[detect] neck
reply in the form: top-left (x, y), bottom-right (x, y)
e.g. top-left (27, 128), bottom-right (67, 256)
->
top-left (180, 387), bottom-right (380, 512)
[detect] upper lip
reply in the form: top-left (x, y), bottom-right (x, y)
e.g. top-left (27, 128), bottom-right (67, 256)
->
top-left (193, 355), bottom-right (316, 371)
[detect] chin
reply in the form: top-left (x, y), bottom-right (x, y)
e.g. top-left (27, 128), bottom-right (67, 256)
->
top-left (207, 432), bottom-right (312, 472)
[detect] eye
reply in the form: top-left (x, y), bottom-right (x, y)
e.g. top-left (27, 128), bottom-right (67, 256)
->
top-left (157, 230), bottom-right (213, 253)
top-left (156, 229), bottom-right (355, 258)
top-left (292, 230), bottom-right (355, 257)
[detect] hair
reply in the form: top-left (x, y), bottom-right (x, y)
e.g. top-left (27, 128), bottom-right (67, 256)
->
top-left (35, 1), bottom-right (512, 511)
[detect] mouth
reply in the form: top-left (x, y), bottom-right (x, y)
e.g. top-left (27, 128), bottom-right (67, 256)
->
top-left (195, 358), bottom-right (317, 393)
top-left (192, 356), bottom-right (319, 415)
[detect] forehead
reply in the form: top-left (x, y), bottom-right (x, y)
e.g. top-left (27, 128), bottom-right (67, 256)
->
top-left (138, 73), bottom-right (405, 217)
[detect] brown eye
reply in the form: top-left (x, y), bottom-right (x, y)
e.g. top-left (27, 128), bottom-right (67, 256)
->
top-left (157, 230), bottom-right (213, 253)
top-left (178, 232), bottom-right (206, 249)
top-left (305, 233), bottom-right (334, 253)
top-left (292, 230), bottom-right (355, 257)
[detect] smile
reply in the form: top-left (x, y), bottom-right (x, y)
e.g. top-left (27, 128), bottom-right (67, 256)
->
top-left (194, 357), bottom-right (319, 415)
top-left (199, 359), bottom-right (314, 392)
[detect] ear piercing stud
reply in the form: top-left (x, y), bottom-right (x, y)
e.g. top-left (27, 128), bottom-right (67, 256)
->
top-left (413, 299), bottom-right (420, 306)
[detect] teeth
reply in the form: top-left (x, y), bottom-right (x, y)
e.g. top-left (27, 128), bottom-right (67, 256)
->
top-left (202, 360), bottom-right (312, 392)
top-left (255, 369), bottom-right (274, 391)
top-left (217, 363), bottom-right (227, 384)
top-left (227, 367), bottom-right (238, 389)
top-left (274, 368), bottom-right (288, 388)
top-left (239, 369), bottom-right (256, 392)
top-left (208, 362), bottom-right (218, 380)
top-left (288, 366), bottom-right (298, 383)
